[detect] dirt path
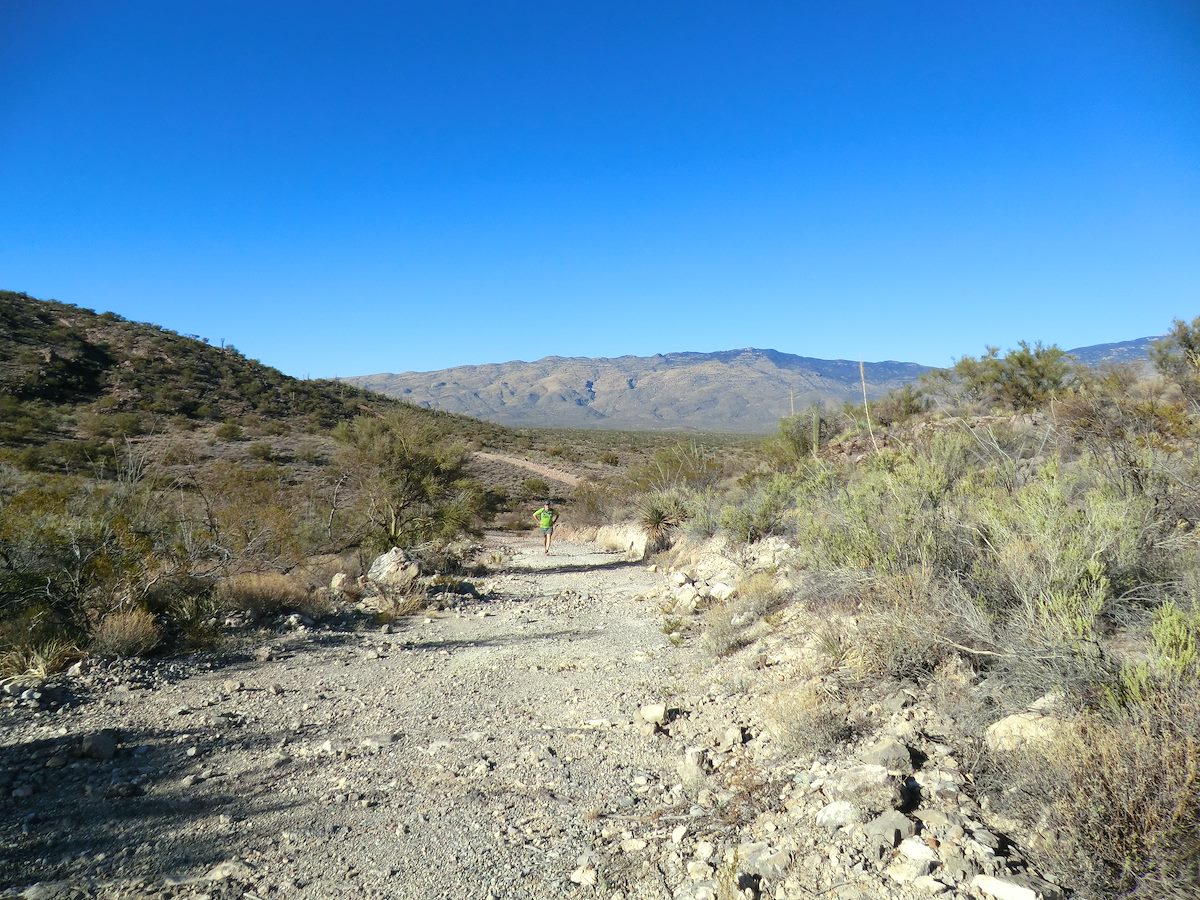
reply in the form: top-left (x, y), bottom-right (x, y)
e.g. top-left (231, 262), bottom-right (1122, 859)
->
top-left (2, 532), bottom-right (702, 899)
top-left (473, 452), bottom-right (582, 487)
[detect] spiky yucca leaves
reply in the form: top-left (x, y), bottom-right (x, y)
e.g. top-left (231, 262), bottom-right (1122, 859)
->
top-left (637, 491), bottom-right (688, 551)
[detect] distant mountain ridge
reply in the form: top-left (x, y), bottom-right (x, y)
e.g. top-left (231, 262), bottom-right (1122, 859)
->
top-left (347, 337), bottom-right (1161, 433)
top-left (345, 348), bottom-right (931, 433)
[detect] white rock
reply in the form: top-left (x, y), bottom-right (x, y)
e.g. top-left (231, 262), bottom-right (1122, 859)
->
top-left (366, 547), bottom-right (420, 589)
top-left (205, 859), bottom-right (254, 881)
top-left (694, 841), bottom-right (715, 862)
top-left (330, 572), bottom-right (352, 594)
top-left (912, 874), bottom-right (949, 894)
top-left (620, 838), bottom-right (647, 853)
top-left (687, 860), bottom-right (714, 880)
top-left (984, 712), bottom-right (1070, 754)
top-left (709, 582), bottom-right (734, 602)
top-left (899, 837), bottom-right (939, 862)
top-left (640, 702), bottom-right (668, 725)
top-left (815, 801), bottom-right (859, 831)
top-left (737, 842), bottom-right (791, 879)
top-left (971, 874), bottom-right (1063, 900)
top-left (569, 866), bottom-right (597, 886)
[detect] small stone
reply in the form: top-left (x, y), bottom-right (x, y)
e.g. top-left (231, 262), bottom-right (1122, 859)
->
top-left (864, 810), bottom-right (917, 848)
top-left (254, 647), bottom-right (274, 662)
top-left (569, 865), bottom-right (597, 886)
top-left (222, 679), bottom-right (243, 695)
top-left (971, 874), bottom-right (1061, 900)
top-left (12, 784), bottom-right (34, 799)
top-left (737, 842), bottom-right (791, 879)
top-left (81, 729), bottom-right (118, 761)
top-left (716, 726), bottom-right (745, 751)
top-left (639, 702), bottom-right (668, 725)
top-left (104, 782), bottom-right (143, 799)
top-left (860, 738), bottom-right (913, 773)
top-left (205, 859), bottom-right (254, 881)
top-left (671, 825), bottom-right (687, 844)
top-left (687, 860), bottom-right (714, 880)
top-left (620, 838), bottom-right (647, 853)
top-left (269, 683), bottom-right (285, 696)
top-left (815, 800), bottom-right (859, 831)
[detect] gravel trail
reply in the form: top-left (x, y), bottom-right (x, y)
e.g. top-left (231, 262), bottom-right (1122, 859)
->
top-left (2, 532), bottom-right (698, 899)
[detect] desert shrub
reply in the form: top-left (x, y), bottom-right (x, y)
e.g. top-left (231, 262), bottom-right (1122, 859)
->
top-left (217, 572), bottom-right (314, 619)
top-left (624, 440), bottom-right (727, 494)
top-left (762, 406), bottom-right (832, 469)
top-left (598, 450), bottom-right (619, 466)
top-left (521, 477), bottom-right (550, 499)
top-left (91, 606), bottom-right (160, 657)
top-left (990, 684), bottom-right (1200, 897)
top-left (164, 593), bottom-right (223, 650)
top-left (968, 462), bottom-right (1141, 642)
top-left (681, 488), bottom-right (723, 539)
top-left (871, 383), bottom-right (927, 427)
top-left (719, 474), bottom-right (795, 544)
top-left (247, 441), bottom-right (274, 461)
top-left (791, 431), bottom-right (972, 572)
top-left (927, 341), bottom-right (1073, 412)
top-left (1150, 315), bottom-right (1200, 411)
top-left (763, 679), bottom-right (856, 759)
top-left (374, 582), bottom-right (427, 622)
top-left (214, 421), bottom-right (244, 441)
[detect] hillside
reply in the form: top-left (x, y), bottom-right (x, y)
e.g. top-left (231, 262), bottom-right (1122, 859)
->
top-left (346, 338), bottom-right (1160, 432)
top-left (0, 291), bottom-right (402, 432)
top-left (0, 292), bottom-right (537, 464)
top-left (346, 349), bottom-right (932, 432)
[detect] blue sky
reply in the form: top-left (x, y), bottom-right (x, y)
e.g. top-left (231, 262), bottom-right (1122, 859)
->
top-left (2, 2), bottom-right (1197, 377)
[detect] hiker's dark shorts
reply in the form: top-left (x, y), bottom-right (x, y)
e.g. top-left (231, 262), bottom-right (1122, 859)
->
top-left (540, 526), bottom-right (553, 534)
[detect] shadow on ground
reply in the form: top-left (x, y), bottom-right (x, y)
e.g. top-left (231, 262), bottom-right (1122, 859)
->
top-left (0, 724), bottom-right (303, 892)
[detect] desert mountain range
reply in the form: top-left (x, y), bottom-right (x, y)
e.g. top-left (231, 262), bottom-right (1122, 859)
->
top-left (346, 338), bottom-right (1157, 433)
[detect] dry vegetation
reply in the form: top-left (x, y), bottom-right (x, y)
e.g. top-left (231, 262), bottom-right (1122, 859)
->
top-left (602, 318), bottom-right (1200, 898)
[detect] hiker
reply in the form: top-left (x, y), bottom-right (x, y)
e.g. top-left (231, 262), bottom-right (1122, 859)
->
top-left (533, 500), bottom-right (559, 554)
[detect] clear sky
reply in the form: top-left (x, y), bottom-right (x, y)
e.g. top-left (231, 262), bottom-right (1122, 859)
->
top-left (2, 2), bottom-right (1197, 377)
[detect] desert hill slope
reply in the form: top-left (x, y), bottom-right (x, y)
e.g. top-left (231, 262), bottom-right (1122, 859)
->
top-left (346, 349), bottom-right (932, 432)
top-left (346, 337), bottom-right (1159, 432)
top-left (0, 291), bottom-right (516, 453)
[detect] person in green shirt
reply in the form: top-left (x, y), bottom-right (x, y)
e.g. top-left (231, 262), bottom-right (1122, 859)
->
top-left (533, 500), bottom-right (559, 555)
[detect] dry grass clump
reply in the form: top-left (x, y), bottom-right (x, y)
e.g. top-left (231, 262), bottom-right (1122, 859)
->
top-left (217, 572), bottom-right (326, 620)
top-left (91, 607), bottom-right (160, 658)
top-left (375, 583), bottom-right (428, 622)
top-left (0, 638), bottom-right (79, 679)
top-left (988, 683), bottom-right (1200, 898)
top-left (763, 679), bottom-right (856, 760)
top-left (701, 572), bottom-right (786, 657)
top-left (848, 570), bottom-right (960, 680)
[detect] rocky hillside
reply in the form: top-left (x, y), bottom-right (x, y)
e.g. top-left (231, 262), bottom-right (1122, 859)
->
top-left (1065, 335), bottom-right (1158, 367)
top-left (345, 349), bottom-right (932, 433)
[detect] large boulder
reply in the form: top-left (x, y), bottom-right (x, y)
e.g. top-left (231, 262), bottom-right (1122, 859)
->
top-left (596, 524), bottom-right (651, 560)
top-left (366, 548), bottom-right (420, 590)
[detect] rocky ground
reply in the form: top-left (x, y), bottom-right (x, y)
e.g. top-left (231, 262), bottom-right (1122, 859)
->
top-left (3, 531), bottom-right (1067, 900)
